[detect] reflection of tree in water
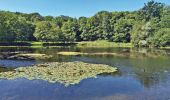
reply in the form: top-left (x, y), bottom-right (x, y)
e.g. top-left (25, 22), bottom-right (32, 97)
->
top-left (0, 47), bottom-right (169, 61)
top-left (129, 57), bottom-right (170, 88)
top-left (131, 48), bottom-right (170, 58)
top-left (0, 47), bottom-right (170, 88)
top-left (134, 72), bottom-right (167, 88)
top-left (0, 47), bottom-right (35, 53)
top-left (73, 49), bottom-right (170, 88)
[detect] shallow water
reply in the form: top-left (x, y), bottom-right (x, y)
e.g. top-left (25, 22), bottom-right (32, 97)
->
top-left (0, 47), bottom-right (170, 100)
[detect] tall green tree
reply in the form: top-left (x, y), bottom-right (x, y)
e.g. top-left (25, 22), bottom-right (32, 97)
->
top-left (34, 21), bottom-right (63, 42)
top-left (138, 0), bottom-right (164, 21)
top-left (61, 20), bottom-right (78, 42)
top-left (0, 13), bottom-right (15, 42)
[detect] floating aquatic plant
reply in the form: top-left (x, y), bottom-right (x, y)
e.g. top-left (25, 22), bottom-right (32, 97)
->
top-left (0, 62), bottom-right (117, 86)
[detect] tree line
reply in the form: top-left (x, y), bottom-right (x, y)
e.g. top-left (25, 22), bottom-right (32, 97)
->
top-left (0, 1), bottom-right (169, 47)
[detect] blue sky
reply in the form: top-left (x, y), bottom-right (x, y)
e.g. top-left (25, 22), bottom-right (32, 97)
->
top-left (0, 0), bottom-right (170, 17)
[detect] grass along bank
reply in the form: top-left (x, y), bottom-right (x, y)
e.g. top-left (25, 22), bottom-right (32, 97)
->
top-left (160, 46), bottom-right (170, 49)
top-left (76, 40), bottom-right (133, 48)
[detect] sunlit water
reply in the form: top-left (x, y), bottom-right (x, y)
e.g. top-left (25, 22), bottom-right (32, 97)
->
top-left (0, 47), bottom-right (170, 100)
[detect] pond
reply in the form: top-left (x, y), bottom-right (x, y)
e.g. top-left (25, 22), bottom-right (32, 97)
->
top-left (0, 47), bottom-right (170, 100)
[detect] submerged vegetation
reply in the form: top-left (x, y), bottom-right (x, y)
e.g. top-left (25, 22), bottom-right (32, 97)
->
top-left (0, 52), bottom-right (52, 60)
top-left (0, 62), bottom-right (117, 86)
top-left (0, 1), bottom-right (169, 47)
top-left (13, 53), bottom-right (53, 60)
top-left (57, 51), bottom-right (124, 56)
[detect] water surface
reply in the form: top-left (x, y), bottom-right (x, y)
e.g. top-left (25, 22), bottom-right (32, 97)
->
top-left (0, 47), bottom-right (170, 100)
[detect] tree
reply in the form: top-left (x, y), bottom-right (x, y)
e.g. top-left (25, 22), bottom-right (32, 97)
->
top-left (29, 13), bottom-right (44, 22)
top-left (160, 6), bottom-right (170, 28)
top-left (0, 12), bottom-right (35, 41)
top-left (61, 20), bottom-right (78, 42)
top-left (0, 13), bottom-right (15, 42)
top-left (13, 17), bottom-right (35, 41)
top-left (112, 18), bottom-right (133, 42)
top-left (80, 17), bottom-right (99, 41)
top-left (151, 28), bottom-right (170, 47)
top-left (101, 12), bottom-right (114, 40)
top-left (138, 0), bottom-right (164, 21)
top-left (148, 6), bottom-right (170, 47)
top-left (34, 21), bottom-right (62, 42)
top-left (0, 1), bottom-right (169, 47)
top-left (44, 16), bottom-right (54, 21)
top-left (47, 27), bottom-right (62, 42)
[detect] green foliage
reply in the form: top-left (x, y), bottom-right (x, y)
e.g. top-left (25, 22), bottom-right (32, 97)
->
top-left (61, 20), bottom-right (78, 42)
top-left (34, 21), bottom-right (52, 41)
top-left (131, 1), bottom-right (169, 47)
top-left (0, 1), bottom-right (169, 47)
top-left (160, 6), bottom-right (170, 28)
top-left (34, 21), bottom-right (62, 42)
top-left (0, 12), bottom-right (35, 42)
top-left (112, 18), bottom-right (133, 42)
top-left (138, 0), bottom-right (164, 21)
top-left (150, 28), bottom-right (170, 47)
top-left (0, 13), bottom-right (14, 41)
top-left (111, 33), bottom-right (128, 42)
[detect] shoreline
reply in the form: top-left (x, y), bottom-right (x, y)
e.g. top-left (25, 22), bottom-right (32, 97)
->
top-left (0, 41), bottom-right (169, 49)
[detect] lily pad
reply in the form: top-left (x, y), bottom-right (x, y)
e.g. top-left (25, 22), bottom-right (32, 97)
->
top-left (0, 62), bottom-right (117, 86)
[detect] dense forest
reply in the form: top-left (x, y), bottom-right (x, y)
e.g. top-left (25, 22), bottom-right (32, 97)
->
top-left (0, 1), bottom-right (170, 47)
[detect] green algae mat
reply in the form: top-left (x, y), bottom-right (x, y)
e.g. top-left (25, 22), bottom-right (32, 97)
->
top-left (0, 62), bottom-right (117, 86)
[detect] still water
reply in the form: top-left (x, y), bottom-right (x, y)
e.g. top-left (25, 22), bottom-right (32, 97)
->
top-left (0, 47), bottom-right (170, 100)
